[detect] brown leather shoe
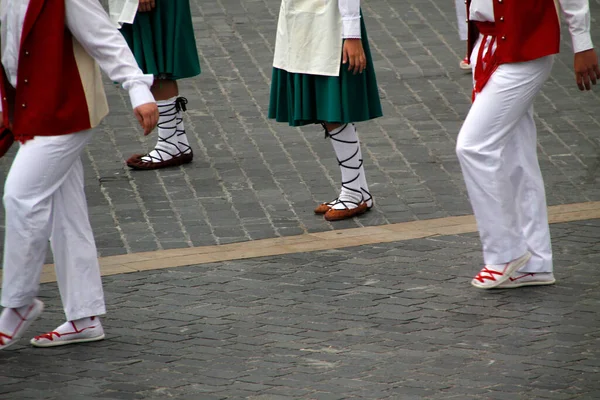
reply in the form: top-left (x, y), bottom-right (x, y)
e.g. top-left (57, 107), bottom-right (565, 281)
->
top-left (324, 202), bottom-right (368, 221)
top-left (314, 199), bottom-right (338, 214)
top-left (126, 151), bottom-right (193, 170)
top-left (315, 199), bottom-right (375, 215)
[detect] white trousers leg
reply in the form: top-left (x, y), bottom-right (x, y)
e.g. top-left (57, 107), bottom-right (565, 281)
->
top-left (1, 131), bottom-right (106, 320)
top-left (456, 55), bottom-right (554, 271)
top-left (504, 107), bottom-right (553, 273)
top-left (455, 0), bottom-right (468, 41)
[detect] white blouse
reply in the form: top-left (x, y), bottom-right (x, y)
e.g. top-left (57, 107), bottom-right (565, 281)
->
top-left (0, 0), bottom-right (154, 112)
top-left (469, 0), bottom-right (494, 23)
top-left (339, 0), bottom-right (361, 38)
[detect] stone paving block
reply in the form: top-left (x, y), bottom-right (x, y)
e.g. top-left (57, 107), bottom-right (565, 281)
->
top-left (8, 221), bottom-right (599, 398)
top-left (2, 0), bottom-right (598, 254)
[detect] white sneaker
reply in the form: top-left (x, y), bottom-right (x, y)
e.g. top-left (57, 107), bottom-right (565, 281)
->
top-left (459, 58), bottom-right (471, 71)
top-left (471, 252), bottom-right (532, 289)
top-left (496, 272), bottom-right (556, 289)
top-left (31, 317), bottom-right (105, 348)
top-left (0, 299), bottom-right (44, 350)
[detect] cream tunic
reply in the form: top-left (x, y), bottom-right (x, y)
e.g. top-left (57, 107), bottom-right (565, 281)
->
top-left (273, 0), bottom-right (361, 77)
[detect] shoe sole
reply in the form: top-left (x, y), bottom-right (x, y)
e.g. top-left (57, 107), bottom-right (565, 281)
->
top-left (127, 152), bottom-right (193, 170)
top-left (496, 279), bottom-right (556, 289)
top-left (471, 252), bottom-right (532, 289)
top-left (316, 205), bottom-right (373, 215)
top-left (0, 300), bottom-right (44, 350)
top-left (324, 204), bottom-right (369, 221)
top-left (31, 334), bottom-right (105, 348)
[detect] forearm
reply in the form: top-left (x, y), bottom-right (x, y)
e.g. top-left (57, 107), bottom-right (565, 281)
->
top-left (65, 0), bottom-right (154, 108)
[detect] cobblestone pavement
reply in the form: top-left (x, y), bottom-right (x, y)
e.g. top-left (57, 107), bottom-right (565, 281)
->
top-left (2, 1), bottom-right (600, 257)
top-left (1, 1), bottom-right (600, 399)
top-left (0, 220), bottom-right (599, 399)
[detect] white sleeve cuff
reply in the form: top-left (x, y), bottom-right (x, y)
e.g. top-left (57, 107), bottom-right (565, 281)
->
top-left (572, 32), bottom-right (594, 53)
top-left (127, 81), bottom-right (155, 109)
top-left (342, 17), bottom-right (361, 39)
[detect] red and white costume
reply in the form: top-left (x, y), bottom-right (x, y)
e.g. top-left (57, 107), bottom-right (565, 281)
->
top-left (0, 0), bottom-right (153, 331)
top-left (457, 0), bottom-right (592, 278)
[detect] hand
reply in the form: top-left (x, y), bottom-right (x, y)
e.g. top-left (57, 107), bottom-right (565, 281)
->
top-left (342, 39), bottom-right (367, 75)
top-left (138, 0), bottom-right (156, 12)
top-left (574, 48), bottom-right (600, 91)
top-left (0, 112), bottom-right (10, 131)
top-left (134, 103), bottom-right (159, 135)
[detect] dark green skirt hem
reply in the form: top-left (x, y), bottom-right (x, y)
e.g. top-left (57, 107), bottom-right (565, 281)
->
top-left (268, 14), bottom-right (383, 126)
top-left (120, 0), bottom-right (201, 80)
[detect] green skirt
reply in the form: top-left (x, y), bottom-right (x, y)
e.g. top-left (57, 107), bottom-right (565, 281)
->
top-left (268, 15), bottom-right (382, 126)
top-left (120, 0), bottom-right (201, 80)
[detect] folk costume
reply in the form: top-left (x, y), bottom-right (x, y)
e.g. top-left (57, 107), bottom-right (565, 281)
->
top-left (457, 0), bottom-right (594, 289)
top-left (0, 0), bottom-right (155, 349)
top-left (111, 0), bottom-right (201, 170)
top-left (269, 0), bottom-right (383, 221)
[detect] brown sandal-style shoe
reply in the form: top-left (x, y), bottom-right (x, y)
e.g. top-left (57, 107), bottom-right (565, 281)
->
top-left (126, 150), bottom-right (193, 170)
top-left (324, 201), bottom-right (368, 221)
top-left (314, 198), bottom-right (340, 214)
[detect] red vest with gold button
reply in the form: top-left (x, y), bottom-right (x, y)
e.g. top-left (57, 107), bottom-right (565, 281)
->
top-left (0, 0), bottom-right (109, 143)
top-left (466, 0), bottom-right (561, 64)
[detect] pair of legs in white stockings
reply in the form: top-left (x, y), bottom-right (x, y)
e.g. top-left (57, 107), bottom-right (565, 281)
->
top-left (316, 123), bottom-right (373, 221)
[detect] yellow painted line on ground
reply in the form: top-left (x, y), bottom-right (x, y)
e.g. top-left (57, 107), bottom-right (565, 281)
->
top-left (6, 201), bottom-right (600, 285)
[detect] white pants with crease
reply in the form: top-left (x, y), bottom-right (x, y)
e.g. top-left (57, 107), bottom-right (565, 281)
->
top-left (456, 35), bottom-right (554, 273)
top-left (455, 0), bottom-right (468, 41)
top-left (1, 130), bottom-right (106, 321)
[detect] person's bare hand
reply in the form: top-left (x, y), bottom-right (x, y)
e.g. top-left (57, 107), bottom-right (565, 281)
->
top-left (134, 103), bottom-right (159, 135)
top-left (574, 48), bottom-right (600, 91)
top-left (342, 39), bottom-right (367, 75)
top-left (139, 0), bottom-right (156, 12)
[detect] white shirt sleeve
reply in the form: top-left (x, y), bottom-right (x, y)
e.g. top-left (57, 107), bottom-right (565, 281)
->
top-left (558, 0), bottom-right (594, 53)
top-left (65, 0), bottom-right (155, 109)
top-left (338, 0), bottom-right (361, 39)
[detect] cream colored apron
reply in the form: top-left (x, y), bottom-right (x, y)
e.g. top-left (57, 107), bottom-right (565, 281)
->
top-left (273, 0), bottom-right (343, 77)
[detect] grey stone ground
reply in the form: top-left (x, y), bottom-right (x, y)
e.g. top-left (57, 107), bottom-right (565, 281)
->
top-left (1, 0), bottom-right (599, 255)
top-left (1, 220), bottom-right (600, 399)
top-left (1, 0), bottom-right (600, 399)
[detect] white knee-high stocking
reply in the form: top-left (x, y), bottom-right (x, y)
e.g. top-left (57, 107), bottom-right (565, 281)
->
top-left (142, 96), bottom-right (180, 163)
top-left (175, 97), bottom-right (192, 155)
top-left (327, 124), bottom-right (372, 210)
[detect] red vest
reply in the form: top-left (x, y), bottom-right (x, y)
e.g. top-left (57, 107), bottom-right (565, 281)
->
top-left (0, 0), bottom-right (108, 143)
top-left (467, 0), bottom-right (561, 64)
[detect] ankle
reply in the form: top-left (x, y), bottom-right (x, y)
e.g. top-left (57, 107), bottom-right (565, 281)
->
top-left (71, 316), bottom-right (100, 327)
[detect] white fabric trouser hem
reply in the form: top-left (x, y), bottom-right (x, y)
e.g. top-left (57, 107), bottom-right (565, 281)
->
top-left (457, 36), bottom-right (554, 274)
top-left (1, 131), bottom-right (106, 320)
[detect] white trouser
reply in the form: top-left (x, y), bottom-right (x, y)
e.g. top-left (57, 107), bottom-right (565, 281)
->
top-left (456, 37), bottom-right (554, 273)
top-left (455, 0), bottom-right (468, 41)
top-left (1, 131), bottom-right (106, 320)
